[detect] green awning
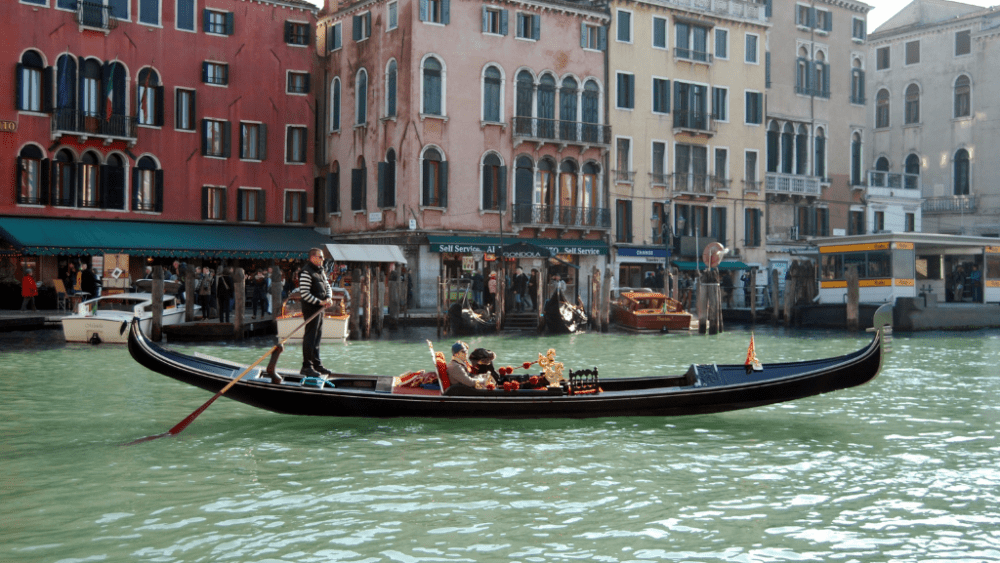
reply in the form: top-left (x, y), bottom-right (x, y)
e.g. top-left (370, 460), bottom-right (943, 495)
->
top-left (672, 260), bottom-right (749, 271)
top-left (428, 235), bottom-right (607, 255)
top-left (0, 216), bottom-right (333, 259)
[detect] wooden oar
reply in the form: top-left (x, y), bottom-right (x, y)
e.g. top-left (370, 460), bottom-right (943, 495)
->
top-left (126, 305), bottom-right (327, 446)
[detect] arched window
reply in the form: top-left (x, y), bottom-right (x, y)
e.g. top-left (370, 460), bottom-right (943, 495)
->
top-left (380, 148), bottom-right (396, 208)
top-left (536, 158), bottom-right (556, 216)
top-left (104, 153), bottom-right (126, 210)
top-left (80, 151), bottom-right (101, 208)
top-left (954, 149), bottom-right (970, 195)
top-left (582, 79), bottom-right (600, 142)
top-left (766, 121), bottom-right (779, 172)
top-left (814, 127), bottom-right (826, 179)
top-left (53, 150), bottom-right (75, 207)
top-left (875, 157), bottom-right (889, 171)
top-left (137, 68), bottom-right (161, 126)
top-left (355, 68), bottom-right (367, 125)
top-left (537, 74), bottom-right (556, 138)
top-left (559, 77), bottom-right (578, 141)
top-left (795, 124), bottom-right (808, 175)
top-left (386, 60), bottom-right (397, 118)
top-left (954, 75), bottom-right (970, 118)
top-left (851, 132), bottom-right (862, 186)
top-left (17, 50), bottom-right (45, 112)
top-left (330, 77), bottom-right (341, 131)
top-left (513, 155), bottom-right (534, 222)
top-left (133, 155), bottom-right (161, 212)
top-left (481, 153), bottom-right (504, 211)
top-left (814, 50), bottom-right (828, 96)
top-left (104, 61), bottom-right (127, 123)
top-left (422, 147), bottom-right (447, 207)
top-left (904, 83), bottom-right (920, 124)
top-left (559, 160), bottom-right (578, 212)
top-left (780, 122), bottom-right (794, 174)
top-left (82, 59), bottom-right (102, 119)
top-left (17, 145), bottom-right (45, 205)
top-left (515, 70), bottom-right (534, 134)
top-left (851, 58), bottom-right (865, 104)
top-left (352, 156), bottom-right (366, 211)
top-left (483, 65), bottom-right (502, 123)
top-left (876, 89), bottom-right (890, 128)
top-left (582, 162), bottom-right (599, 221)
top-left (422, 56), bottom-right (443, 116)
top-left (905, 153), bottom-right (920, 190)
top-left (796, 47), bottom-right (809, 93)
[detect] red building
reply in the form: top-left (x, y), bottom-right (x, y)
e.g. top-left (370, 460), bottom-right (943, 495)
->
top-left (2, 0), bottom-right (330, 294)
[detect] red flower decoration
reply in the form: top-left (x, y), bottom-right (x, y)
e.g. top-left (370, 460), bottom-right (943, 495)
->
top-left (522, 362), bottom-right (533, 370)
top-left (486, 383), bottom-right (496, 390)
top-left (510, 380), bottom-right (520, 390)
top-left (503, 381), bottom-right (513, 392)
top-left (528, 375), bottom-right (541, 387)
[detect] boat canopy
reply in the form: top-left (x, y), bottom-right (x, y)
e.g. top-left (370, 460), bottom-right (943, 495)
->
top-left (324, 244), bottom-right (406, 264)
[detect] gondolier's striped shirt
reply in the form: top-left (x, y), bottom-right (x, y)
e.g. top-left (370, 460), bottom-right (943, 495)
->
top-left (299, 264), bottom-right (332, 306)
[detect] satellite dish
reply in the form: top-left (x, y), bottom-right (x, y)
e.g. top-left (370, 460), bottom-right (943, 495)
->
top-left (702, 242), bottom-right (727, 269)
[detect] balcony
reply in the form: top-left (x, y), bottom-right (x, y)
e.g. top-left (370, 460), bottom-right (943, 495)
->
top-left (650, 172), bottom-right (669, 187)
top-left (765, 172), bottom-right (821, 197)
top-left (672, 173), bottom-right (718, 197)
top-left (77, 1), bottom-right (119, 32)
top-left (794, 85), bottom-right (830, 99)
top-left (614, 169), bottom-right (636, 184)
top-left (673, 110), bottom-right (716, 136)
top-left (513, 117), bottom-right (611, 150)
top-left (867, 170), bottom-right (921, 200)
top-left (511, 203), bottom-right (611, 230)
top-left (674, 48), bottom-right (713, 64)
top-left (742, 179), bottom-right (762, 194)
top-left (52, 108), bottom-right (137, 146)
top-left (922, 195), bottom-right (978, 214)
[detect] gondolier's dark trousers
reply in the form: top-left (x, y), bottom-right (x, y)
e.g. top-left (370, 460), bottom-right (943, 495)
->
top-left (302, 302), bottom-right (324, 369)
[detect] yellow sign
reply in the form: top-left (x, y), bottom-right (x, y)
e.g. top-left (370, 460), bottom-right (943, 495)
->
top-left (892, 242), bottom-right (914, 250)
top-left (986, 246), bottom-right (1000, 254)
top-left (987, 280), bottom-right (1000, 288)
top-left (0, 120), bottom-right (16, 133)
top-left (819, 242), bottom-right (890, 253)
top-left (895, 278), bottom-right (915, 286)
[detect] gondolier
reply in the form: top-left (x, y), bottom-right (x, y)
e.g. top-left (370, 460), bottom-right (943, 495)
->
top-left (299, 248), bottom-right (334, 378)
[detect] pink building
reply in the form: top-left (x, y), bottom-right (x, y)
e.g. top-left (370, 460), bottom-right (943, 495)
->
top-left (2, 0), bottom-right (327, 290)
top-left (318, 0), bottom-right (611, 306)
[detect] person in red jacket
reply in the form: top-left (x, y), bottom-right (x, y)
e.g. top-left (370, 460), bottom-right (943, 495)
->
top-left (20, 268), bottom-right (38, 312)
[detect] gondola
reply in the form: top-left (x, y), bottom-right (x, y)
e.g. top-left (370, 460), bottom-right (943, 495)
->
top-left (126, 304), bottom-right (892, 419)
top-left (447, 283), bottom-right (496, 335)
top-left (543, 292), bottom-right (588, 334)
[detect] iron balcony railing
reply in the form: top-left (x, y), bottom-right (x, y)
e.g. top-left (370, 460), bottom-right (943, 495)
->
top-left (742, 179), bottom-right (762, 193)
top-left (77, 1), bottom-right (118, 30)
top-left (673, 110), bottom-right (716, 134)
top-left (512, 116), bottom-right (611, 147)
top-left (868, 170), bottom-right (920, 191)
top-left (674, 48), bottom-right (713, 64)
top-left (650, 172), bottom-right (669, 186)
top-left (765, 172), bottom-right (822, 196)
top-left (613, 169), bottom-right (636, 184)
top-left (922, 195), bottom-right (978, 214)
top-left (52, 108), bottom-right (137, 141)
top-left (671, 173), bottom-right (719, 196)
top-left (511, 203), bottom-right (611, 229)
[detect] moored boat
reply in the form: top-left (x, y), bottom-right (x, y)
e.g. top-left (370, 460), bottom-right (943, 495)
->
top-left (543, 293), bottom-right (588, 334)
top-left (62, 292), bottom-right (194, 344)
top-left (610, 288), bottom-right (693, 332)
top-left (126, 304), bottom-right (892, 419)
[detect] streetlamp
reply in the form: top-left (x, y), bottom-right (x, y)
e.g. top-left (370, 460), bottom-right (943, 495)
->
top-left (661, 212), bottom-right (673, 297)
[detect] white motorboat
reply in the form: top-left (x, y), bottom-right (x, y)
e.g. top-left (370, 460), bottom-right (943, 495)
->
top-left (276, 288), bottom-right (350, 342)
top-left (61, 293), bottom-right (196, 344)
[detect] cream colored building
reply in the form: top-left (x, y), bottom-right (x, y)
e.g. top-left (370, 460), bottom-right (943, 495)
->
top-left (868, 0), bottom-right (1000, 238)
top-left (607, 0), bottom-right (769, 288)
top-left (765, 0), bottom-right (871, 270)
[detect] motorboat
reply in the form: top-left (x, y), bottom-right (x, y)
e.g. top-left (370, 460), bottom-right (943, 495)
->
top-left (276, 288), bottom-right (350, 342)
top-left (62, 292), bottom-right (194, 344)
top-left (610, 288), bottom-right (694, 332)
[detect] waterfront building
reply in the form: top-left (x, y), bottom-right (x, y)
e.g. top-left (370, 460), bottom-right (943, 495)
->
top-left (316, 0), bottom-right (612, 306)
top-left (867, 0), bottom-right (1000, 238)
top-left (764, 0), bottom-right (871, 279)
top-left (606, 0), bottom-right (768, 288)
top-left (2, 0), bottom-right (326, 290)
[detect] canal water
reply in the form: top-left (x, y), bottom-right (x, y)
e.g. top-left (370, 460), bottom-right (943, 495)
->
top-left (2, 326), bottom-right (1000, 562)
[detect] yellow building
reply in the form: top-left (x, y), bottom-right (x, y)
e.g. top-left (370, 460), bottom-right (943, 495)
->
top-left (607, 0), bottom-right (768, 289)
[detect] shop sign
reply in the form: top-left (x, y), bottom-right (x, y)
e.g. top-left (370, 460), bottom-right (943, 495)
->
top-left (368, 212), bottom-right (383, 223)
top-left (618, 247), bottom-right (667, 258)
top-left (434, 242), bottom-right (605, 256)
top-left (0, 120), bottom-right (16, 133)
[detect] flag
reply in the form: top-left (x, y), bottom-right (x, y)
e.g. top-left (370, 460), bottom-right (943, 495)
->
top-left (745, 332), bottom-right (762, 372)
top-left (104, 61), bottom-right (116, 122)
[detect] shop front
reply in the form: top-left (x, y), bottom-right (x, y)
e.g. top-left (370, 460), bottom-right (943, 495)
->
top-left (615, 246), bottom-right (671, 289)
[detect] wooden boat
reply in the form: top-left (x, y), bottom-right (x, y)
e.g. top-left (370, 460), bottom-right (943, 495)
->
top-left (62, 292), bottom-right (195, 344)
top-left (126, 304), bottom-right (894, 418)
top-left (610, 288), bottom-right (693, 332)
top-left (276, 288), bottom-right (350, 342)
top-left (543, 292), bottom-right (588, 334)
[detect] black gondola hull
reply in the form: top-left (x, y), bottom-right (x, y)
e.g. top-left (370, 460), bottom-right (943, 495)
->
top-left (127, 307), bottom-right (889, 419)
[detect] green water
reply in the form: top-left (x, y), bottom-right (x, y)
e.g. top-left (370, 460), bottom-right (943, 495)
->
top-left (2, 326), bottom-right (1000, 562)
